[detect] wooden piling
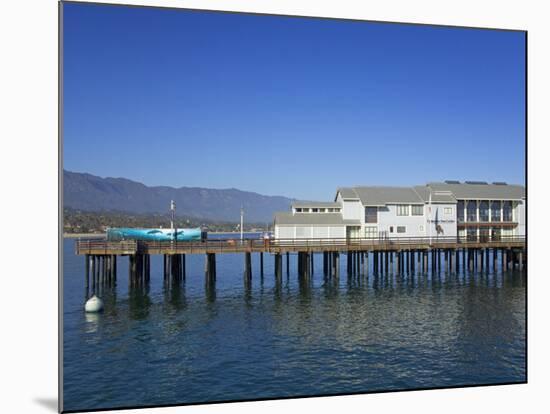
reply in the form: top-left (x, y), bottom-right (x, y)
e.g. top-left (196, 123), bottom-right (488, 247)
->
top-left (244, 252), bottom-right (252, 280)
top-left (425, 250), bottom-right (429, 273)
top-left (519, 251), bottom-right (523, 270)
top-left (479, 249), bottom-right (484, 271)
top-left (205, 253), bottom-right (216, 281)
top-left (181, 254), bottom-right (187, 280)
top-left (395, 251), bottom-right (400, 275)
top-left (275, 253), bottom-right (282, 279)
top-left (85, 254), bottom-right (90, 287)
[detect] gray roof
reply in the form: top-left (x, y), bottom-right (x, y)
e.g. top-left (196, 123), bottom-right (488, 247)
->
top-left (292, 201), bottom-right (341, 208)
top-left (274, 212), bottom-right (360, 226)
top-left (413, 186), bottom-right (457, 204)
top-left (347, 186), bottom-right (424, 206)
top-left (427, 182), bottom-right (525, 200)
top-left (336, 187), bottom-right (360, 199)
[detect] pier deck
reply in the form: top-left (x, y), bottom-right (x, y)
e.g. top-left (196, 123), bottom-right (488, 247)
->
top-left (75, 236), bottom-right (526, 289)
top-left (75, 236), bottom-right (525, 256)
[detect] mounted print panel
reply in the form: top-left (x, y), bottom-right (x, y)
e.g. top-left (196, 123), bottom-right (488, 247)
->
top-left (60, 1), bottom-right (526, 412)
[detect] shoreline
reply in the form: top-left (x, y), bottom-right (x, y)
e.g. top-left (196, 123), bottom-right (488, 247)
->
top-left (63, 233), bottom-right (105, 239)
top-left (63, 231), bottom-right (267, 238)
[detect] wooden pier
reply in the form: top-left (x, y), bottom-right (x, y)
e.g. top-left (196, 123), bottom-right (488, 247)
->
top-left (76, 236), bottom-right (526, 289)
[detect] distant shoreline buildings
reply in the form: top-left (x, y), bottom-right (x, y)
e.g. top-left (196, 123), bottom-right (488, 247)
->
top-left (274, 181), bottom-right (525, 240)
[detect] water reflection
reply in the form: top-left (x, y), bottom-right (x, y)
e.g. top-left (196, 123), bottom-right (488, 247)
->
top-left (128, 283), bottom-right (152, 320)
top-left (163, 278), bottom-right (187, 312)
top-left (205, 277), bottom-right (216, 304)
top-left (84, 312), bottom-right (100, 334)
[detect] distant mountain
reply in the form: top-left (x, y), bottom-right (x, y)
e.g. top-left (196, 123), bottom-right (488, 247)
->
top-left (63, 170), bottom-right (296, 223)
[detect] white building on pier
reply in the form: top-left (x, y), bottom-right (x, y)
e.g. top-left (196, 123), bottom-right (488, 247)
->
top-left (273, 181), bottom-right (525, 241)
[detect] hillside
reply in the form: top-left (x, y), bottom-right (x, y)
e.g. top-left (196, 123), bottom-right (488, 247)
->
top-left (63, 170), bottom-right (295, 223)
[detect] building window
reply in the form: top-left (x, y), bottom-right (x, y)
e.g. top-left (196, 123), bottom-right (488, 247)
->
top-left (466, 201), bottom-right (477, 222)
top-left (295, 208), bottom-right (302, 213)
top-left (479, 201), bottom-right (489, 222)
top-left (396, 226), bottom-right (406, 234)
top-left (365, 207), bottom-right (378, 223)
top-left (319, 208), bottom-right (326, 213)
top-left (365, 226), bottom-right (377, 238)
top-left (491, 201), bottom-right (501, 221)
top-left (467, 227), bottom-right (477, 241)
top-left (444, 207), bottom-right (453, 215)
top-left (457, 200), bottom-right (464, 222)
top-left (411, 205), bottom-right (423, 216)
top-left (396, 205), bottom-right (409, 216)
top-left (389, 226), bottom-right (394, 233)
top-left (312, 208), bottom-right (319, 213)
top-left (503, 201), bottom-right (513, 221)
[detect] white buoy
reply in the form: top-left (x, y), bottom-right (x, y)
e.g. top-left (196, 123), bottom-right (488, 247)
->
top-left (85, 295), bottom-right (104, 313)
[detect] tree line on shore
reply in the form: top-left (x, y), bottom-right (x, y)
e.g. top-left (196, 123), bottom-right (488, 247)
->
top-left (63, 208), bottom-right (270, 234)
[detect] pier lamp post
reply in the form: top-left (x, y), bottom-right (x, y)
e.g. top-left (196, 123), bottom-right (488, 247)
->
top-left (240, 206), bottom-right (244, 241)
top-left (170, 200), bottom-right (176, 243)
top-left (428, 190), bottom-right (432, 245)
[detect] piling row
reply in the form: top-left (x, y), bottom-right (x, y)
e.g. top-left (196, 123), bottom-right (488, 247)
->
top-left (85, 254), bottom-right (117, 297)
top-left (84, 247), bottom-right (525, 293)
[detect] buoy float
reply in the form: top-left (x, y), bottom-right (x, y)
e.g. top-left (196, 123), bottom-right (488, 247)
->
top-left (85, 295), bottom-right (104, 313)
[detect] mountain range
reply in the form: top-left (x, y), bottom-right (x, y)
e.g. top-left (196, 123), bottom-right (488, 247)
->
top-left (63, 170), bottom-right (296, 223)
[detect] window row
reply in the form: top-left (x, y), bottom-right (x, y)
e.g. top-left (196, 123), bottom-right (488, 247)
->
top-left (295, 207), bottom-right (341, 213)
top-left (396, 205), bottom-right (425, 216)
top-left (389, 226), bottom-right (407, 234)
top-left (456, 200), bottom-right (513, 222)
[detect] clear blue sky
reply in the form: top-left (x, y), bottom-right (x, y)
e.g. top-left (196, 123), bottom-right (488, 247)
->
top-left (63, 2), bottom-right (525, 201)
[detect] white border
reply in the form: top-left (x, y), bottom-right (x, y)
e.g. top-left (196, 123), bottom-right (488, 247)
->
top-left (3, 1), bottom-right (549, 413)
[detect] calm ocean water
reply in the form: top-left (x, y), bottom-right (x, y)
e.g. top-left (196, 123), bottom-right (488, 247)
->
top-left (63, 235), bottom-right (526, 411)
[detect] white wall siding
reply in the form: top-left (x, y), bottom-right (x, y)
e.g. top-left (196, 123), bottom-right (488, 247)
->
top-left (277, 226), bottom-right (295, 239)
top-left (371, 203), bottom-right (458, 238)
top-left (342, 199), bottom-right (362, 221)
top-left (295, 226), bottom-right (312, 239)
top-left (312, 226), bottom-right (329, 239)
top-left (274, 224), bottom-right (347, 239)
top-left (329, 226), bottom-right (346, 238)
top-left (376, 205), bottom-right (427, 238)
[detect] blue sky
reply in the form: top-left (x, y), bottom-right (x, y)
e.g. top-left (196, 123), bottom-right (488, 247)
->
top-left (63, 2), bottom-right (525, 201)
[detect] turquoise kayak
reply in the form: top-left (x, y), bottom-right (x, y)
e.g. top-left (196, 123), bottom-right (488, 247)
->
top-left (106, 227), bottom-right (202, 241)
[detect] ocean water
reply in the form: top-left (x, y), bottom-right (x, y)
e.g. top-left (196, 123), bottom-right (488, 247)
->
top-left (62, 236), bottom-right (526, 411)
